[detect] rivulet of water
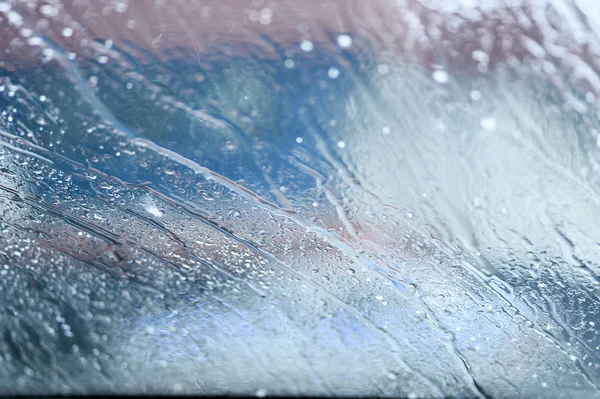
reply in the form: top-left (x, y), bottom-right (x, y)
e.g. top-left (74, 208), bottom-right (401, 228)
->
top-left (0, 0), bottom-right (599, 397)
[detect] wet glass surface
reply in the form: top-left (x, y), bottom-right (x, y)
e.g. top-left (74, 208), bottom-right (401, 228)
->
top-left (1, 0), bottom-right (600, 397)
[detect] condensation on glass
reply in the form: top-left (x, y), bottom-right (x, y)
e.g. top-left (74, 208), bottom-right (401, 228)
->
top-left (0, 0), bottom-right (599, 397)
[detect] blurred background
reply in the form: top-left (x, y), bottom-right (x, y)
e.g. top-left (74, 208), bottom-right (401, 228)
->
top-left (0, 0), bottom-right (599, 397)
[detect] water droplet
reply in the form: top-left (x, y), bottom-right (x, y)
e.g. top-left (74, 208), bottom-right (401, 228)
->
top-left (259, 8), bottom-right (272, 25)
top-left (432, 70), bottom-right (449, 83)
top-left (40, 4), bottom-right (58, 17)
top-left (328, 67), bottom-right (340, 79)
top-left (299, 40), bottom-right (314, 52)
top-left (27, 37), bottom-right (43, 46)
top-left (377, 64), bottom-right (389, 74)
top-left (337, 34), bottom-right (352, 48)
top-left (472, 49), bottom-right (489, 64)
top-left (480, 117), bottom-right (497, 131)
top-left (115, 2), bottom-right (128, 13)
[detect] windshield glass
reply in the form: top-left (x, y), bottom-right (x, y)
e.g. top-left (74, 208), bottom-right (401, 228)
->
top-left (1, 0), bottom-right (599, 397)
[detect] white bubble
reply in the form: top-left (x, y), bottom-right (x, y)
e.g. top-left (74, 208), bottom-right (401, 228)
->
top-left (299, 40), bottom-right (314, 52)
top-left (337, 141), bottom-right (346, 148)
top-left (27, 37), bottom-right (43, 46)
top-left (42, 48), bottom-right (55, 62)
top-left (256, 389), bottom-right (267, 398)
top-left (432, 70), bottom-right (449, 84)
top-left (328, 67), bottom-right (340, 79)
top-left (62, 27), bottom-right (73, 37)
top-left (98, 55), bottom-right (108, 64)
top-left (337, 34), bottom-right (352, 48)
top-left (433, 120), bottom-right (447, 132)
top-left (377, 64), bottom-right (389, 74)
top-left (259, 8), bottom-right (272, 25)
top-left (7, 10), bottom-right (24, 27)
top-left (470, 90), bottom-right (482, 101)
top-left (382, 126), bottom-right (391, 135)
top-left (115, 2), bottom-right (128, 13)
top-left (295, 137), bottom-right (303, 143)
top-left (39, 95), bottom-right (46, 102)
top-left (480, 117), bottom-right (497, 132)
top-left (586, 92), bottom-right (596, 103)
top-left (284, 59), bottom-right (294, 68)
top-left (40, 4), bottom-right (58, 17)
top-left (472, 49), bottom-right (489, 63)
